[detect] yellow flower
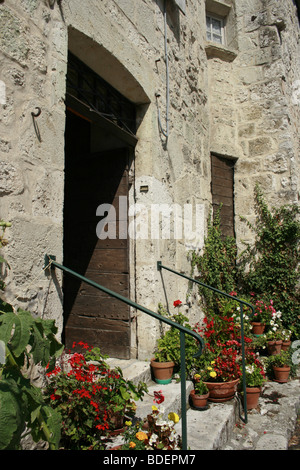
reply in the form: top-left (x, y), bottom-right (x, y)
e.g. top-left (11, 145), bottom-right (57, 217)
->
top-left (207, 366), bottom-right (212, 370)
top-left (125, 420), bottom-right (132, 426)
top-left (168, 412), bottom-right (179, 423)
top-left (211, 361), bottom-right (215, 364)
top-left (152, 405), bottom-right (158, 411)
top-left (129, 442), bottom-right (136, 448)
top-left (136, 431), bottom-right (148, 441)
top-left (194, 373), bottom-right (200, 379)
top-left (210, 371), bottom-right (217, 378)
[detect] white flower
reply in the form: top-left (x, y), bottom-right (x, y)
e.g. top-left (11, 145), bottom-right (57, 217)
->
top-left (246, 364), bottom-right (254, 374)
top-left (149, 433), bottom-right (158, 445)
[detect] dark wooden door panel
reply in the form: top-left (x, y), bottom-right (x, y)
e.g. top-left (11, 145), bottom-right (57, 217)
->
top-left (64, 110), bottom-right (130, 358)
top-left (66, 322), bottom-right (130, 358)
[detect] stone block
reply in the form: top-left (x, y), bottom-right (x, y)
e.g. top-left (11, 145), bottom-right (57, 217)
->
top-left (249, 136), bottom-right (274, 156)
top-left (0, 7), bottom-right (30, 67)
top-left (0, 160), bottom-right (24, 196)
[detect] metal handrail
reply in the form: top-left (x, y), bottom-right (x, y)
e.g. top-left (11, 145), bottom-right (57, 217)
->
top-left (157, 261), bottom-right (255, 424)
top-left (44, 254), bottom-right (204, 450)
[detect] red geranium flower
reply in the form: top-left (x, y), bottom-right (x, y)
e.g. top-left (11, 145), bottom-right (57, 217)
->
top-left (153, 390), bottom-right (165, 404)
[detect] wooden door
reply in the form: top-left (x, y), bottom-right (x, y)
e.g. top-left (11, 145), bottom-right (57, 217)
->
top-left (63, 110), bottom-right (130, 358)
top-left (211, 154), bottom-right (235, 238)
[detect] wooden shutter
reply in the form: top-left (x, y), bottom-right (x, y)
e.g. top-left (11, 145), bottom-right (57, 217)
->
top-left (211, 154), bottom-right (235, 238)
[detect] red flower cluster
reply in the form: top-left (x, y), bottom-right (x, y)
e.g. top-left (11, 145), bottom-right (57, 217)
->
top-left (173, 300), bottom-right (182, 308)
top-left (153, 390), bottom-right (165, 404)
top-left (195, 313), bottom-right (249, 381)
top-left (46, 342), bottom-right (113, 436)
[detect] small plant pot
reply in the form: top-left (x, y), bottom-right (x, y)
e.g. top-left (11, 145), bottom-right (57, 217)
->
top-left (190, 389), bottom-right (209, 409)
top-left (281, 340), bottom-right (291, 351)
top-left (267, 340), bottom-right (282, 355)
top-left (251, 322), bottom-right (265, 336)
top-left (245, 386), bottom-right (261, 410)
top-left (150, 358), bottom-right (175, 384)
top-left (273, 365), bottom-right (290, 383)
top-left (203, 378), bottom-right (239, 402)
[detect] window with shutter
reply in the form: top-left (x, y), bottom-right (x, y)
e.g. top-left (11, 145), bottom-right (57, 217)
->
top-left (211, 154), bottom-right (235, 238)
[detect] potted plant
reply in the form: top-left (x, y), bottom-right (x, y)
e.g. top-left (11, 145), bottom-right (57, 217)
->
top-left (242, 356), bottom-right (266, 410)
top-left (45, 341), bottom-right (148, 449)
top-left (267, 349), bottom-right (292, 383)
top-left (250, 298), bottom-right (275, 335)
top-left (266, 328), bottom-right (282, 355)
top-left (265, 309), bottom-right (283, 354)
top-left (194, 312), bottom-right (242, 402)
top-left (281, 328), bottom-right (292, 351)
top-left (151, 301), bottom-right (198, 384)
top-left (193, 350), bottom-right (241, 403)
top-left (190, 379), bottom-right (209, 409)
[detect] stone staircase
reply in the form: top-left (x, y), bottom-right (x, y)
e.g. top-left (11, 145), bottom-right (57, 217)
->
top-left (106, 358), bottom-right (239, 450)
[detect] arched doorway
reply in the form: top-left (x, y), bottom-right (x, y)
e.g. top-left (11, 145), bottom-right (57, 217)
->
top-left (63, 52), bottom-right (137, 359)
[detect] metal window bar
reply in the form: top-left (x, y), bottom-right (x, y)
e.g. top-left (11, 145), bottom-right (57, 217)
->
top-left (44, 255), bottom-right (204, 450)
top-left (157, 261), bottom-right (255, 424)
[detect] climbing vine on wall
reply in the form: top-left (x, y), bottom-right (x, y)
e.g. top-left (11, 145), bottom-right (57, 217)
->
top-left (238, 184), bottom-right (300, 335)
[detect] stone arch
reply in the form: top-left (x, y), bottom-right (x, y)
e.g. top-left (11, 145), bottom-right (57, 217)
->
top-left (68, 26), bottom-right (151, 105)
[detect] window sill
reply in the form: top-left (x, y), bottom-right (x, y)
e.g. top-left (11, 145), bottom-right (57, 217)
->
top-left (205, 41), bottom-right (237, 62)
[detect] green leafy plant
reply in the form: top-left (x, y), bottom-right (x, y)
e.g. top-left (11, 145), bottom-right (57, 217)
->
top-left (267, 349), bottom-right (292, 368)
top-left (155, 301), bottom-right (198, 379)
top-left (190, 207), bottom-right (238, 313)
top-left (45, 341), bottom-right (148, 450)
top-left (239, 184), bottom-right (300, 336)
top-left (243, 362), bottom-right (265, 388)
top-left (194, 380), bottom-right (209, 396)
top-left (0, 299), bottom-right (63, 450)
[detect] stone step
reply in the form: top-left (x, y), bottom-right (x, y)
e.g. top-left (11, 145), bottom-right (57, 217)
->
top-left (106, 358), bottom-right (239, 450)
top-left (175, 399), bottom-right (239, 450)
top-left (106, 359), bottom-right (300, 451)
top-left (106, 357), bottom-right (152, 385)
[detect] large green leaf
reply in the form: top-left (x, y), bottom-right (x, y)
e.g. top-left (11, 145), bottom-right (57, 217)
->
top-left (0, 309), bottom-right (33, 358)
top-left (10, 310), bottom-right (33, 357)
top-left (0, 311), bottom-right (16, 344)
top-left (0, 378), bottom-right (24, 450)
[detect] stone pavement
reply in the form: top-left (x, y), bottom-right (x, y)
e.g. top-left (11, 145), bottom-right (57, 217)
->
top-left (108, 358), bottom-right (300, 451)
top-left (222, 377), bottom-right (300, 450)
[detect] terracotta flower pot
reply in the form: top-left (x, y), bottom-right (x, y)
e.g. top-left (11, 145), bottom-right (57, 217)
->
top-left (273, 365), bottom-right (290, 383)
top-left (203, 378), bottom-right (239, 402)
top-left (251, 322), bottom-right (265, 335)
top-left (150, 358), bottom-right (175, 384)
top-left (190, 389), bottom-right (209, 409)
top-left (246, 386), bottom-right (261, 410)
top-left (281, 340), bottom-right (291, 351)
top-left (267, 340), bottom-right (282, 355)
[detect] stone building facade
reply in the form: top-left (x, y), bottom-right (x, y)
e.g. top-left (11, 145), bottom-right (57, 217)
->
top-left (0, 0), bottom-right (299, 360)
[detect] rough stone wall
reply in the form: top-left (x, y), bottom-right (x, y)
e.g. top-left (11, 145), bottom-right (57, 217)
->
top-left (207, 0), bottom-right (300, 249)
top-left (0, 0), bottom-right (66, 334)
top-left (234, 0), bottom-right (300, 247)
top-left (0, 0), bottom-right (299, 359)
